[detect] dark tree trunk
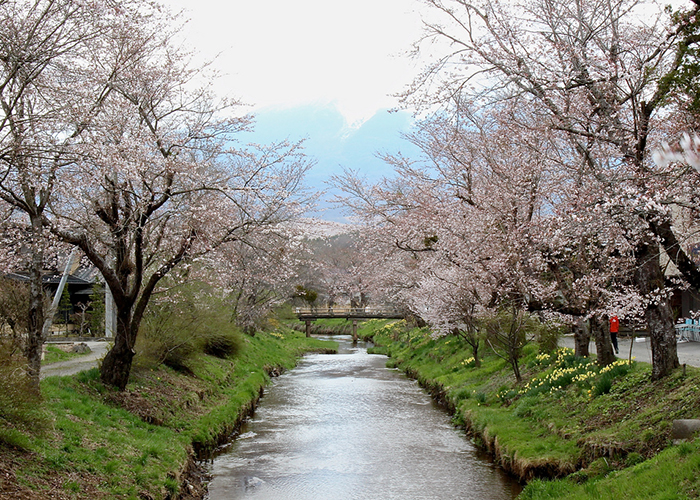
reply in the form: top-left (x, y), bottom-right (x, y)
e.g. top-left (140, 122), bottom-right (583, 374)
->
top-left (100, 308), bottom-right (135, 390)
top-left (510, 350), bottom-right (522, 383)
top-left (573, 317), bottom-right (590, 358)
top-left (472, 340), bottom-right (481, 368)
top-left (24, 214), bottom-right (45, 388)
top-left (634, 236), bottom-right (679, 380)
top-left (591, 315), bottom-right (615, 367)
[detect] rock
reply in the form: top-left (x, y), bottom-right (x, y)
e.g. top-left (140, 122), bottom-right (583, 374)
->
top-left (672, 419), bottom-right (700, 440)
top-left (243, 476), bottom-right (265, 488)
top-left (71, 342), bottom-right (91, 354)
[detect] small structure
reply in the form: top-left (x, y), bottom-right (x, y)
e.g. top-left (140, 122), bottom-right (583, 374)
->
top-left (295, 306), bottom-right (404, 341)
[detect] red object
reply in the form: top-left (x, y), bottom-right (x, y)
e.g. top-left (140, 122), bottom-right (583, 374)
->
top-left (610, 316), bottom-right (619, 333)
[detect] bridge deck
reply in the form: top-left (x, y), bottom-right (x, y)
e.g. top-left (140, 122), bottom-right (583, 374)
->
top-left (295, 306), bottom-right (404, 321)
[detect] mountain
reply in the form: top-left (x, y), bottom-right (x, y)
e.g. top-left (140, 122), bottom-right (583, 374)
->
top-left (237, 102), bottom-right (421, 221)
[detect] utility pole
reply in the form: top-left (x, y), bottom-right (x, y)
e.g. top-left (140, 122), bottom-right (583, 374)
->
top-left (104, 280), bottom-right (115, 338)
top-left (42, 248), bottom-right (79, 338)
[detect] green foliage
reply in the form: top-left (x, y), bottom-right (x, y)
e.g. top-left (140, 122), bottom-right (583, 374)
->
top-left (536, 323), bottom-right (563, 354)
top-left (0, 342), bottom-right (48, 450)
top-left (136, 284), bottom-right (244, 371)
top-left (658, 6), bottom-right (700, 115)
top-left (0, 278), bottom-right (29, 342)
top-left (88, 282), bottom-right (105, 336)
top-left (57, 286), bottom-right (72, 327)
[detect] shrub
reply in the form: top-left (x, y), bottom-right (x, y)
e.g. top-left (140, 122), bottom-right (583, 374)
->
top-left (593, 373), bottom-right (614, 396)
top-left (135, 285), bottom-right (246, 370)
top-left (536, 323), bottom-right (563, 354)
top-left (203, 330), bottom-right (242, 359)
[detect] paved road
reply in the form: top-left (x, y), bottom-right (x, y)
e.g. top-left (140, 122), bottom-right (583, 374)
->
top-left (560, 335), bottom-right (700, 368)
top-left (40, 340), bottom-right (110, 379)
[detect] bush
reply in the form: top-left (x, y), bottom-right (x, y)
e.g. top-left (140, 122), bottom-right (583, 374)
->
top-left (201, 330), bottom-right (242, 359)
top-left (593, 373), bottom-right (614, 396)
top-left (135, 286), bottom-right (245, 370)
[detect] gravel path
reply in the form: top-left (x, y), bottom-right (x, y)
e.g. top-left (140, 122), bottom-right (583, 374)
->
top-left (559, 335), bottom-right (700, 368)
top-left (40, 340), bottom-right (111, 379)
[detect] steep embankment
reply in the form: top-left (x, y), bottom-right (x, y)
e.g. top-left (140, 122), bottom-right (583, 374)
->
top-left (0, 329), bottom-right (336, 500)
top-left (361, 319), bottom-right (700, 499)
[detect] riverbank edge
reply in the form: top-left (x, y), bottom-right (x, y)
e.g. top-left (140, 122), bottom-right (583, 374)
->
top-left (361, 321), bottom-right (700, 497)
top-left (137, 334), bottom-right (339, 499)
top-left (365, 333), bottom-right (572, 484)
top-left (398, 365), bottom-right (575, 482)
top-left (0, 330), bottom-right (337, 499)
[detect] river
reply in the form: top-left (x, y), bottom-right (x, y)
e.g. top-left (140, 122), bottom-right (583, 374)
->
top-left (206, 336), bottom-right (522, 500)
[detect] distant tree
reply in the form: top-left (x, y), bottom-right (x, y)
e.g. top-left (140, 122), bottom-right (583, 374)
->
top-left (294, 285), bottom-right (318, 308)
top-left (0, 278), bottom-right (30, 352)
top-left (88, 283), bottom-right (105, 337)
top-left (484, 307), bottom-right (538, 383)
top-left (56, 286), bottom-right (71, 335)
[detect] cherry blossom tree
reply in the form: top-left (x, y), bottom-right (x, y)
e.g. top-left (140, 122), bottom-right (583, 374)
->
top-left (0, 0), bottom-right (148, 385)
top-left (0, 0), bottom-right (317, 390)
top-left (399, 0), bottom-right (700, 378)
top-left (333, 101), bottom-right (558, 352)
top-left (47, 103), bottom-right (312, 389)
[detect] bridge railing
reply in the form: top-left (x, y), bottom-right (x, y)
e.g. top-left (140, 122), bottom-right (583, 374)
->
top-left (294, 306), bottom-right (402, 317)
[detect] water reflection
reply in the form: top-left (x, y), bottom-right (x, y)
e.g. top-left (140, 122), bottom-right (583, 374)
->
top-left (207, 336), bottom-right (521, 500)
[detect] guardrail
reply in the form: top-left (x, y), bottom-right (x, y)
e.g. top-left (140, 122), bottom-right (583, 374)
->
top-left (294, 306), bottom-right (401, 317)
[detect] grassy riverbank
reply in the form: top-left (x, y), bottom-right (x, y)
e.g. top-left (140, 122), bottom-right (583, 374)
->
top-left (0, 329), bottom-right (336, 500)
top-left (361, 319), bottom-right (700, 499)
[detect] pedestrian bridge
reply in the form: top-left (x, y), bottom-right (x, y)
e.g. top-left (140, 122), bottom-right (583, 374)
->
top-left (294, 306), bottom-right (404, 340)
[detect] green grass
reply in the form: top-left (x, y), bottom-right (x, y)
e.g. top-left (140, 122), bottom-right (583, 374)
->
top-left (42, 344), bottom-right (86, 364)
top-left (1, 327), bottom-right (337, 499)
top-left (520, 439), bottom-right (700, 499)
top-left (362, 320), bottom-right (700, 497)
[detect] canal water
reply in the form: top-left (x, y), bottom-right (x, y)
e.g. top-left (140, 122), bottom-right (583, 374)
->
top-left (206, 336), bottom-right (522, 500)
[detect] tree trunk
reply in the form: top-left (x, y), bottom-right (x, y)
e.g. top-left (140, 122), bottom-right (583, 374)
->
top-left (591, 315), bottom-right (615, 367)
top-left (573, 317), bottom-right (590, 358)
top-left (24, 215), bottom-right (45, 389)
top-left (472, 340), bottom-right (481, 368)
top-left (634, 236), bottom-right (679, 380)
top-left (511, 353), bottom-right (522, 383)
top-left (100, 308), bottom-right (135, 390)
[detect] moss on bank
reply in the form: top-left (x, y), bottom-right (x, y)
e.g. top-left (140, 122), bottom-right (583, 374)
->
top-left (0, 329), bottom-right (336, 500)
top-left (363, 319), bottom-right (700, 499)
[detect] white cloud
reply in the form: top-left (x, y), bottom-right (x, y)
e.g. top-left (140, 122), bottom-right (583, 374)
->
top-left (164, 0), bottom-right (424, 125)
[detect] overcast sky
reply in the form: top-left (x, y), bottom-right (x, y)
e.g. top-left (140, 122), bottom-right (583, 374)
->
top-left (165, 0), bottom-right (426, 125)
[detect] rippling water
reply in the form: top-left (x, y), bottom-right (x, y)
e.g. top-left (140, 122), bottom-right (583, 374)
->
top-left (207, 336), bottom-right (522, 500)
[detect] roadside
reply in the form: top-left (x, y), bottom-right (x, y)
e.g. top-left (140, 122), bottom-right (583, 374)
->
top-left (559, 334), bottom-right (700, 368)
top-left (40, 340), bottom-right (110, 379)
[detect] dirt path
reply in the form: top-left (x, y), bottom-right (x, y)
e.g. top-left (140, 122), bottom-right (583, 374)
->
top-left (40, 341), bottom-right (110, 379)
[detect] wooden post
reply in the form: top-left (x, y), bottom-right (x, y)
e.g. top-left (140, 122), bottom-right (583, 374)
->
top-left (352, 320), bottom-right (358, 343)
top-left (305, 320), bottom-right (311, 338)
